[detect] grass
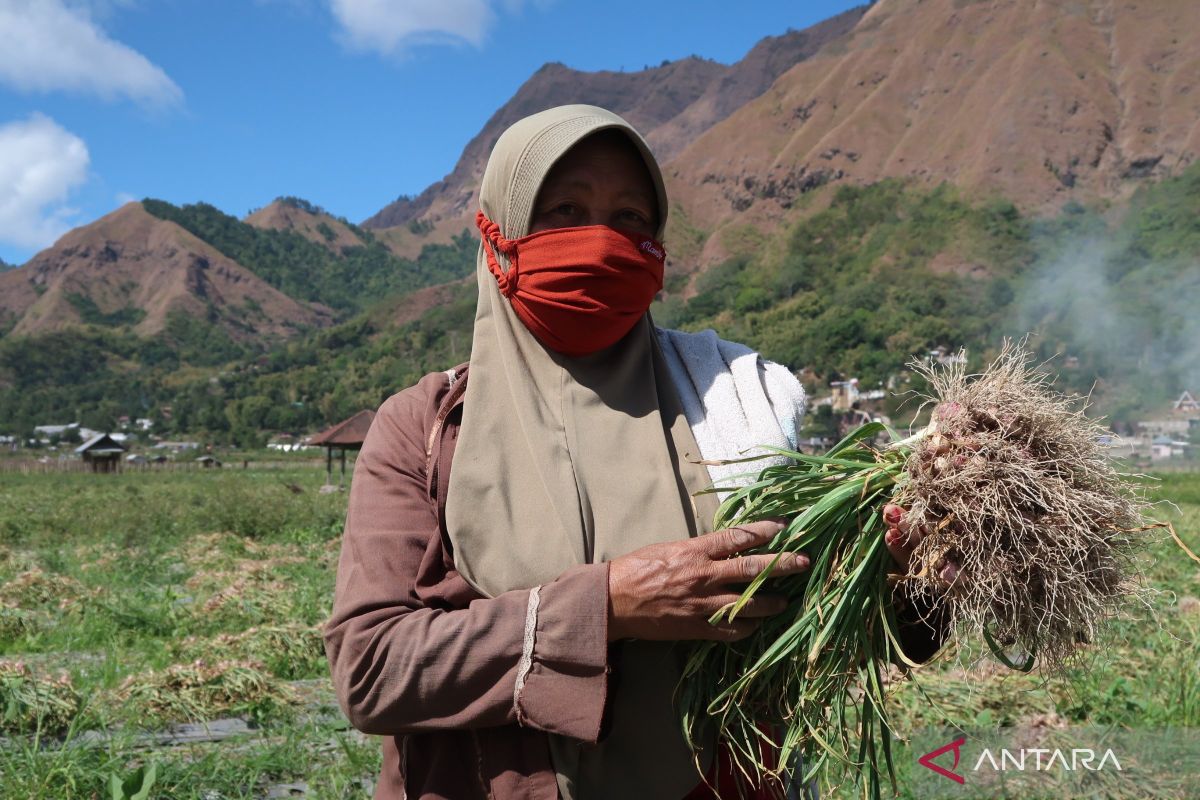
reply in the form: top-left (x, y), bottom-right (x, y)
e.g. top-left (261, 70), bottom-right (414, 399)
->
top-left (0, 465), bottom-right (1196, 798)
top-left (0, 467), bottom-right (369, 799)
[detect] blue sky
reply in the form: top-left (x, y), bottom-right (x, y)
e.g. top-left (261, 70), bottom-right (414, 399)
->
top-left (0, 0), bottom-right (862, 265)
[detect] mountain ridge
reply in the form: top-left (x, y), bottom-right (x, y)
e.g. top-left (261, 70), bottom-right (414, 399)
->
top-left (361, 5), bottom-right (868, 233)
top-left (245, 198), bottom-right (369, 255)
top-left (666, 0), bottom-right (1200, 263)
top-left (0, 202), bottom-right (330, 341)
top-left (1, 0), bottom-right (1198, 439)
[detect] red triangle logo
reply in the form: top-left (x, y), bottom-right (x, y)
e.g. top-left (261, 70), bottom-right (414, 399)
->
top-left (918, 736), bottom-right (966, 784)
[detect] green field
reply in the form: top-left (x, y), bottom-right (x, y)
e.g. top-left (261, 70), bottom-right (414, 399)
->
top-left (0, 468), bottom-right (1197, 798)
top-left (0, 468), bottom-right (377, 799)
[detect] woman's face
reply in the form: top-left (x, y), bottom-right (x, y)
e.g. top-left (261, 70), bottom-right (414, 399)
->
top-left (528, 130), bottom-right (659, 238)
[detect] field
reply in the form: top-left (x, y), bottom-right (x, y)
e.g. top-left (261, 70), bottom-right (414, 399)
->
top-left (0, 468), bottom-right (378, 799)
top-left (0, 467), bottom-right (1197, 798)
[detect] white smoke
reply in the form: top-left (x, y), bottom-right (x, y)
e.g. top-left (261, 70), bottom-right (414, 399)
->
top-left (1015, 232), bottom-right (1200, 418)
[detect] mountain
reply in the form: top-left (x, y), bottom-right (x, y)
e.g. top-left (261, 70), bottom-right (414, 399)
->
top-left (140, 198), bottom-right (476, 316)
top-left (245, 197), bottom-right (371, 254)
top-left (363, 0), bottom-right (1199, 271)
top-left (643, 6), bottom-right (871, 162)
top-left (361, 5), bottom-right (867, 235)
top-left (2, 0), bottom-right (1199, 439)
top-left (668, 0), bottom-right (1200, 262)
top-left (361, 57), bottom-right (726, 232)
top-left (0, 202), bottom-right (330, 341)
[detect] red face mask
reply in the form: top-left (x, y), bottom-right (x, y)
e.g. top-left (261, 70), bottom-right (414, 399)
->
top-left (476, 211), bottom-right (666, 357)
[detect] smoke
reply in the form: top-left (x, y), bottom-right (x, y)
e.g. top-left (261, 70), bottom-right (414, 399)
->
top-left (1014, 233), bottom-right (1200, 421)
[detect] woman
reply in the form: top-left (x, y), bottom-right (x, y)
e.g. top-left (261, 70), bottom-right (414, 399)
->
top-left (324, 105), bottom-right (939, 800)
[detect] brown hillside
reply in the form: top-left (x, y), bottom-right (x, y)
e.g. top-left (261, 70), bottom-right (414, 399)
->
top-left (9, 1), bottom-right (1197, 332)
top-left (362, 9), bottom-right (864, 235)
top-left (245, 199), bottom-right (457, 262)
top-left (668, 0), bottom-right (1200, 262)
top-left (383, 277), bottom-right (472, 329)
top-left (362, 57), bottom-right (726, 231)
top-left (645, 5), bottom-right (867, 161)
top-left (0, 260), bottom-right (40, 331)
top-left (0, 203), bottom-right (331, 340)
top-left (245, 200), bottom-right (366, 254)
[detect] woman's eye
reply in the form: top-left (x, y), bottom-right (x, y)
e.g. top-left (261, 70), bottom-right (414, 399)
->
top-left (619, 210), bottom-right (650, 226)
top-left (553, 203), bottom-right (578, 216)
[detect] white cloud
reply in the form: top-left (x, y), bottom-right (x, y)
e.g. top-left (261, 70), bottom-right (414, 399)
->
top-left (114, 191), bottom-right (137, 206)
top-left (0, 0), bottom-right (182, 107)
top-left (0, 114), bottom-right (90, 251)
top-left (329, 0), bottom-right (497, 54)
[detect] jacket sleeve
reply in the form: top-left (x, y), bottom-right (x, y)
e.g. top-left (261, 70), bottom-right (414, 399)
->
top-left (323, 375), bottom-right (611, 742)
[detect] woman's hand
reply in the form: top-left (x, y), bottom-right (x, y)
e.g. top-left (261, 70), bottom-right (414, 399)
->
top-left (607, 520), bottom-right (810, 642)
top-left (883, 503), bottom-right (960, 584)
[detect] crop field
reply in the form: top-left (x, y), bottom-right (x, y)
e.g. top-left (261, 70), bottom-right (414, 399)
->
top-left (0, 468), bottom-right (377, 799)
top-left (0, 468), bottom-right (1197, 798)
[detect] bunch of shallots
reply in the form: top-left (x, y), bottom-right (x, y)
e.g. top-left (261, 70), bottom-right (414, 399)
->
top-left (680, 343), bottom-right (1163, 800)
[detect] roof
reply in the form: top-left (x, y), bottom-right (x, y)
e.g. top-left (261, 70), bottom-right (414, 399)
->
top-left (309, 409), bottom-right (376, 447)
top-left (35, 423), bottom-right (78, 435)
top-left (75, 433), bottom-right (127, 455)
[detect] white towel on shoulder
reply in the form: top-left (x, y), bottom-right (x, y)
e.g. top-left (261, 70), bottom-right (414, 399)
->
top-left (656, 327), bottom-right (807, 495)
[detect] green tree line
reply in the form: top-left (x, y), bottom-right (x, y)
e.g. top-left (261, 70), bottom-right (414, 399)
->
top-left (141, 198), bottom-right (476, 315)
top-left (1, 165), bottom-right (1197, 443)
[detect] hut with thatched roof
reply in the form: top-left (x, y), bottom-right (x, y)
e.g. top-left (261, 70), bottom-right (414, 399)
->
top-left (309, 409), bottom-right (375, 487)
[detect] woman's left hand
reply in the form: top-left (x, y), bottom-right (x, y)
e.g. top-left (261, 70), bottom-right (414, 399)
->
top-left (882, 503), bottom-right (960, 585)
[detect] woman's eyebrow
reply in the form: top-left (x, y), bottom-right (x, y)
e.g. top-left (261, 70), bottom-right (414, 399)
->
top-left (542, 178), bottom-right (593, 195)
top-left (616, 188), bottom-right (654, 205)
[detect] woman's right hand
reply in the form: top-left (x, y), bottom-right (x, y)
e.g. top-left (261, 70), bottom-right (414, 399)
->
top-left (606, 520), bottom-right (809, 642)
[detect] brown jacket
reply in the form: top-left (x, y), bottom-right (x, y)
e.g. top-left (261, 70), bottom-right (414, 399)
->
top-left (325, 365), bottom-right (610, 800)
top-left (325, 366), bottom-right (947, 800)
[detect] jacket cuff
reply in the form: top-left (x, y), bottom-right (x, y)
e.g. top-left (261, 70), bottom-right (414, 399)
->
top-left (513, 562), bottom-right (610, 743)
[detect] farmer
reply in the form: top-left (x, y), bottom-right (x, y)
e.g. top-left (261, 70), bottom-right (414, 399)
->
top-left (324, 105), bottom-right (943, 800)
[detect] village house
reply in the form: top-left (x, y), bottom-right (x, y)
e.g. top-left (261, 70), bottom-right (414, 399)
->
top-left (75, 433), bottom-right (127, 473)
top-left (928, 346), bottom-right (968, 366)
top-left (153, 441), bottom-right (200, 452)
top-left (1174, 391), bottom-right (1200, 414)
top-left (1150, 435), bottom-right (1189, 461)
top-left (1136, 419), bottom-right (1191, 438)
top-left (821, 377), bottom-right (887, 412)
top-left (1131, 392), bottom-right (1200, 461)
top-left (34, 422), bottom-right (79, 437)
top-left (829, 379), bottom-right (859, 411)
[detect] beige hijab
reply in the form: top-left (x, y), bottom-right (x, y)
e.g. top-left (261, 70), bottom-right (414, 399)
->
top-left (445, 105), bottom-right (720, 799)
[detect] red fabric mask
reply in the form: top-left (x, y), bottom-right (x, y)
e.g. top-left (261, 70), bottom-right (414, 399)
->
top-left (476, 211), bottom-right (666, 357)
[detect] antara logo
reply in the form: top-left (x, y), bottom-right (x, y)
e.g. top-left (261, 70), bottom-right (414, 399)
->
top-left (918, 735), bottom-right (1124, 785)
top-left (919, 736), bottom-right (966, 784)
top-left (972, 747), bottom-right (1123, 772)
